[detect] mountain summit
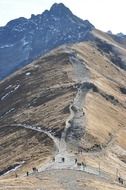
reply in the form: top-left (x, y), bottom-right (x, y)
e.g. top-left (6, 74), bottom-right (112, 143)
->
top-left (50, 3), bottom-right (73, 15)
top-left (0, 3), bottom-right (94, 80)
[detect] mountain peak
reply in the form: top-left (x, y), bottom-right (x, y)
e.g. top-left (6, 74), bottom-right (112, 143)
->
top-left (116, 32), bottom-right (125, 37)
top-left (0, 3), bottom-right (94, 79)
top-left (50, 3), bottom-right (68, 9)
top-left (107, 30), bottom-right (113, 35)
top-left (50, 3), bottom-right (72, 16)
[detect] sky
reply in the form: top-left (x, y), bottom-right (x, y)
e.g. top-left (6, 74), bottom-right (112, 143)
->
top-left (0, 0), bottom-right (125, 34)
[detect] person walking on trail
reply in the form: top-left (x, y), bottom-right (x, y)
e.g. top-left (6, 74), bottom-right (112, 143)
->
top-left (118, 177), bottom-right (123, 184)
top-left (26, 171), bottom-right (29, 176)
top-left (82, 162), bottom-right (86, 170)
top-left (62, 157), bottom-right (65, 162)
top-left (32, 167), bottom-right (38, 173)
top-left (78, 147), bottom-right (82, 154)
top-left (75, 158), bottom-right (77, 164)
top-left (52, 157), bottom-right (55, 162)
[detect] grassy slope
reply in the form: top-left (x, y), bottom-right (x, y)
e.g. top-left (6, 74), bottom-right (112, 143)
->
top-left (0, 29), bottom-right (126, 188)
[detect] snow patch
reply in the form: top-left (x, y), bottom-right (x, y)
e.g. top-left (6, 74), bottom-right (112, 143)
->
top-left (5, 108), bottom-right (15, 115)
top-left (21, 37), bottom-right (29, 46)
top-left (1, 92), bottom-right (11, 100)
top-left (0, 108), bottom-right (15, 119)
top-left (14, 84), bottom-right (20, 90)
top-left (3, 161), bottom-right (25, 176)
top-left (0, 44), bottom-right (14, 48)
top-left (53, 17), bottom-right (60, 21)
top-left (5, 85), bottom-right (12, 90)
top-left (25, 72), bottom-right (31, 76)
top-left (1, 84), bottom-right (20, 101)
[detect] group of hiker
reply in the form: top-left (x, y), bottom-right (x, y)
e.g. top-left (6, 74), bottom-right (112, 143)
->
top-left (118, 176), bottom-right (124, 185)
top-left (51, 156), bottom-right (125, 185)
top-left (52, 156), bottom-right (86, 169)
top-left (15, 156), bottom-right (125, 186)
top-left (26, 167), bottom-right (38, 177)
top-left (52, 157), bottom-right (65, 163)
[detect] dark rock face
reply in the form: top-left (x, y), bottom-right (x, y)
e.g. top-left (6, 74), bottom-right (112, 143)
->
top-left (0, 164), bottom-right (20, 176)
top-left (0, 3), bottom-right (94, 80)
top-left (95, 38), bottom-right (126, 70)
top-left (108, 32), bottom-right (126, 47)
top-left (120, 87), bottom-right (126, 94)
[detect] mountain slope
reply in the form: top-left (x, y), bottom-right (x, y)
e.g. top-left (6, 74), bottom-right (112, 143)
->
top-left (0, 29), bottom-right (126, 190)
top-left (0, 3), bottom-right (94, 80)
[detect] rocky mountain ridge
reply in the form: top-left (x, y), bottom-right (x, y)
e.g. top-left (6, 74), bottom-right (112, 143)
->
top-left (0, 3), bottom-right (94, 80)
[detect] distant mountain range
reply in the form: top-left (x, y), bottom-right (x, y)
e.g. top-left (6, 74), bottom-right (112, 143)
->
top-left (0, 3), bottom-right (94, 80)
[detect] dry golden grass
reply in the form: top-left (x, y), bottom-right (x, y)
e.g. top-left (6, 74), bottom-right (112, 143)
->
top-left (0, 30), bottom-right (126, 189)
top-left (0, 170), bottom-right (126, 190)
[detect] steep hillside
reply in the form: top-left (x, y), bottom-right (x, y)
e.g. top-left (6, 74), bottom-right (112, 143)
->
top-left (0, 30), bottom-right (126, 189)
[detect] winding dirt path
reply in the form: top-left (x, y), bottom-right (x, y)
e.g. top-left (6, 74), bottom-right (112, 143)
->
top-left (2, 51), bottom-right (121, 182)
